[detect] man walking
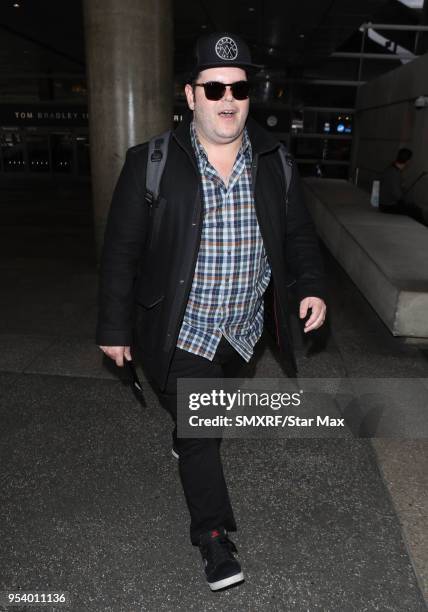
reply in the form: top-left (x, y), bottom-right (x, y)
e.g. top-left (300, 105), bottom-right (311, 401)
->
top-left (96, 32), bottom-right (326, 591)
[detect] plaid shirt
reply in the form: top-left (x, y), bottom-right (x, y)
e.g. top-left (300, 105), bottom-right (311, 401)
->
top-left (176, 121), bottom-right (271, 361)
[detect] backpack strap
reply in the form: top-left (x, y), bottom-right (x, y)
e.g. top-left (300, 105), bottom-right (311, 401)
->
top-left (144, 133), bottom-right (293, 215)
top-left (278, 144), bottom-right (294, 214)
top-left (145, 130), bottom-right (171, 209)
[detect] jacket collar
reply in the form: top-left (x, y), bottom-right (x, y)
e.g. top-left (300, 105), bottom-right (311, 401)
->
top-left (173, 110), bottom-right (281, 159)
top-left (245, 115), bottom-right (281, 155)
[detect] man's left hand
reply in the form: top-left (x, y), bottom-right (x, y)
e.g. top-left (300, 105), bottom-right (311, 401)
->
top-left (299, 297), bottom-right (327, 333)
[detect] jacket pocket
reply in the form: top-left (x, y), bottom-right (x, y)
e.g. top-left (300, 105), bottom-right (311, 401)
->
top-left (136, 294), bottom-right (164, 309)
top-left (134, 265), bottom-right (165, 309)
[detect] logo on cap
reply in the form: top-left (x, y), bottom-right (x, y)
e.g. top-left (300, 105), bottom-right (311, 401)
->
top-left (215, 36), bottom-right (238, 61)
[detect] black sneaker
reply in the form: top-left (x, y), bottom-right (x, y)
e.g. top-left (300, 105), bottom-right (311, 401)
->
top-left (171, 430), bottom-right (179, 459)
top-left (199, 527), bottom-right (244, 591)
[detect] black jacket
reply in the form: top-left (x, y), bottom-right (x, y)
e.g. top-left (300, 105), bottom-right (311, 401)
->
top-left (379, 164), bottom-right (402, 210)
top-left (96, 114), bottom-right (326, 390)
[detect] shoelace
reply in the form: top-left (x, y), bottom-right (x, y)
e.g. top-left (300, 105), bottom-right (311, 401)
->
top-left (201, 534), bottom-right (238, 568)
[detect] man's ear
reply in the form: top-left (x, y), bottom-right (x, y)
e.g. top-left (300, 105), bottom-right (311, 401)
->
top-left (184, 83), bottom-right (195, 111)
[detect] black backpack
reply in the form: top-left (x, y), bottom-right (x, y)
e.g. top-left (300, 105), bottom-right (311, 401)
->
top-left (144, 129), bottom-right (293, 213)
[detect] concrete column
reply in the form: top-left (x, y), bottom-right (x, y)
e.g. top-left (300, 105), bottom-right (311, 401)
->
top-left (83, 0), bottom-right (173, 257)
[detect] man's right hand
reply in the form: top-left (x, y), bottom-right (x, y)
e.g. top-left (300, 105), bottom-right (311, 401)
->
top-left (99, 345), bottom-right (131, 367)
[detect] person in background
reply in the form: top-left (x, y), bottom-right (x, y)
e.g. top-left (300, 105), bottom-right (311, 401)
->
top-left (379, 148), bottom-right (425, 224)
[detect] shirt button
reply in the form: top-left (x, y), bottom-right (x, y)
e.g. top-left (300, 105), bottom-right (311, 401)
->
top-left (179, 279), bottom-right (184, 284)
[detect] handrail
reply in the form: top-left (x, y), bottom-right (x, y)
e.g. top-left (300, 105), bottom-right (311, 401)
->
top-left (331, 52), bottom-right (417, 60)
top-left (361, 23), bottom-right (428, 31)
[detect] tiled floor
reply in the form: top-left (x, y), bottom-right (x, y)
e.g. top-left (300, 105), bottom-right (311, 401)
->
top-left (0, 181), bottom-right (427, 611)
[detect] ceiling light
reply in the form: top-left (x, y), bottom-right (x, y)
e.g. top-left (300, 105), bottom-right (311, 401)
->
top-left (13, 2), bottom-right (20, 7)
top-left (248, 6), bottom-right (255, 11)
top-left (299, 34), bottom-right (305, 39)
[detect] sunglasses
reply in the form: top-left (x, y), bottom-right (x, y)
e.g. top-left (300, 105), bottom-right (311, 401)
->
top-left (193, 80), bottom-right (251, 101)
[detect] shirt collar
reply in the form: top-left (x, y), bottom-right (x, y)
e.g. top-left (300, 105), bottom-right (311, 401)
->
top-left (190, 120), bottom-right (208, 172)
top-left (240, 127), bottom-right (252, 162)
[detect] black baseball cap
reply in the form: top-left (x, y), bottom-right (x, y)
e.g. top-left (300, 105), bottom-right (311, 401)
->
top-left (188, 32), bottom-right (261, 80)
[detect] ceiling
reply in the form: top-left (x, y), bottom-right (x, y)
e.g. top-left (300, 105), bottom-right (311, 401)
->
top-left (0, 0), bottom-right (85, 72)
top-left (0, 0), bottom-right (425, 76)
top-left (175, 0), bottom-right (393, 73)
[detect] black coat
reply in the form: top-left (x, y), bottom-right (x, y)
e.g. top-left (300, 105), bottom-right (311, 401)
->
top-left (96, 114), bottom-right (326, 390)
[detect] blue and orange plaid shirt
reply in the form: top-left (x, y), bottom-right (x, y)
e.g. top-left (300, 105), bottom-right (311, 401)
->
top-left (176, 121), bottom-right (271, 361)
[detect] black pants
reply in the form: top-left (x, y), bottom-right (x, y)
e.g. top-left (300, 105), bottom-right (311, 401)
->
top-left (156, 336), bottom-right (246, 545)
